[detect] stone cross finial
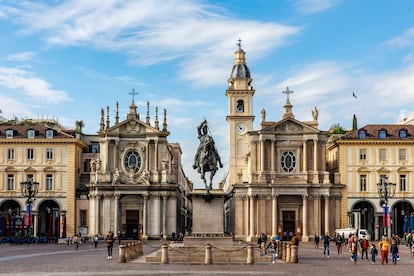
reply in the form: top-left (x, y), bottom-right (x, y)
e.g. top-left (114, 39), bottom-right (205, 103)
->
top-left (129, 88), bottom-right (138, 101)
top-left (282, 87), bottom-right (293, 101)
top-left (236, 38), bottom-right (242, 49)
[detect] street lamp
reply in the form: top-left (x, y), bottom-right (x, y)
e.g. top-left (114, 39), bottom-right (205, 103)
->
top-left (376, 176), bottom-right (396, 239)
top-left (21, 179), bottom-right (39, 237)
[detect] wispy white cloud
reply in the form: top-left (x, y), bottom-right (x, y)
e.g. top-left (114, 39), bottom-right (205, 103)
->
top-left (385, 27), bottom-right (414, 48)
top-left (3, 0), bottom-right (300, 87)
top-left (6, 51), bottom-right (35, 62)
top-left (294, 0), bottom-right (339, 15)
top-left (0, 66), bottom-right (70, 104)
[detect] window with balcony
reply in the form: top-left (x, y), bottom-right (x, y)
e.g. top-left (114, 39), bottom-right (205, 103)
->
top-left (360, 174), bottom-right (367, 191)
top-left (399, 149), bottom-right (406, 161)
top-left (46, 148), bottom-right (53, 160)
top-left (46, 174), bottom-right (53, 190)
top-left (379, 149), bottom-right (386, 161)
top-left (7, 149), bottom-right (14, 160)
top-left (400, 174), bottom-right (406, 191)
top-left (27, 148), bottom-right (34, 160)
top-left (360, 149), bottom-right (367, 160)
top-left (7, 174), bottom-right (14, 190)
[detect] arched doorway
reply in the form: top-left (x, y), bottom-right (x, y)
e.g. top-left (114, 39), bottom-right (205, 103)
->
top-left (392, 200), bottom-right (414, 237)
top-left (38, 200), bottom-right (60, 238)
top-left (0, 200), bottom-right (22, 237)
top-left (120, 195), bottom-right (143, 240)
top-left (352, 200), bottom-right (375, 240)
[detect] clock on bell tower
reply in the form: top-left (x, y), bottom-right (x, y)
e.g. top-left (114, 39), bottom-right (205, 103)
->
top-left (226, 40), bottom-right (255, 187)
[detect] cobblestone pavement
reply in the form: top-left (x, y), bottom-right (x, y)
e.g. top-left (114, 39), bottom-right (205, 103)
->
top-left (0, 240), bottom-right (413, 275)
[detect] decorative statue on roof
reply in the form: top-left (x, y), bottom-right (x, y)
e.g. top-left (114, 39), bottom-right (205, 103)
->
top-left (193, 120), bottom-right (223, 191)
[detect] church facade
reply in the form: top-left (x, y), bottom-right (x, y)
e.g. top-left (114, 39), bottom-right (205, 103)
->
top-left (225, 45), bottom-right (343, 241)
top-left (78, 99), bottom-right (192, 240)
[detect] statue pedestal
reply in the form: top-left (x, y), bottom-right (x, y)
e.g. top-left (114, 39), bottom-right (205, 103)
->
top-left (187, 189), bottom-right (232, 246)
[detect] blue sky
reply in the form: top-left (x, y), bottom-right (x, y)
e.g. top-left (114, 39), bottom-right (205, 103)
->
top-left (1, 0), bottom-right (414, 187)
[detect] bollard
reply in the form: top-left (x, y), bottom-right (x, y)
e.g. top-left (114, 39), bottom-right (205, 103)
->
top-left (118, 245), bottom-right (126, 263)
top-left (161, 244), bottom-right (169, 264)
top-left (137, 240), bottom-right (143, 257)
top-left (282, 243), bottom-right (286, 261)
top-left (291, 245), bottom-right (298, 263)
top-left (277, 242), bottom-right (283, 259)
top-left (132, 241), bottom-right (137, 259)
top-left (204, 244), bottom-right (212, 265)
top-left (286, 244), bottom-right (291, 263)
top-left (246, 244), bottom-right (254, 264)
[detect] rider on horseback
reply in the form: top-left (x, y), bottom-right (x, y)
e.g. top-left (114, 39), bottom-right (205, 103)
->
top-left (193, 120), bottom-right (223, 172)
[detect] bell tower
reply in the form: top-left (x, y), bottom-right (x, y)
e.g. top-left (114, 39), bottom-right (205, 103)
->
top-left (226, 40), bottom-right (255, 187)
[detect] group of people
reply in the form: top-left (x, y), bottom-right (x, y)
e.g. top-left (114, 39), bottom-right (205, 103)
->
top-left (313, 232), bottom-right (403, 265)
top-left (258, 232), bottom-right (299, 264)
top-left (70, 230), bottom-right (118, 260)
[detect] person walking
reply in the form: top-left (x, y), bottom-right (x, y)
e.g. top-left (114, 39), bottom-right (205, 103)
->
top-left (350, 236), bottom-right (358, 264)
top-left (360, 236), bottom-right (369, 261)
top-left (370, 243), bottom-right (378, 264)
top-left (314, 233), bottom-right (320, 249)
top-left (73, 234), bottom-right (80, 250)
top-left (390, 239), bottom-right (399, 265)
top-left (335, 233), bottom-right (343, 257)
top-left (322, 233), bottom-right (331, 258)
top-left (105, 231), bottom-right (115, 260)
top-left (117, 229), bottom-right (122, 245)
top-left (378, 236), bottom-right (390, 264)
top-left (93, 234), bottom-right (99, 248)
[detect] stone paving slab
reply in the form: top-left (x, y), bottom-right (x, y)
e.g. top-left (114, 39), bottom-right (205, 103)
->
top-left (0, 240), bottom-right (413, 275)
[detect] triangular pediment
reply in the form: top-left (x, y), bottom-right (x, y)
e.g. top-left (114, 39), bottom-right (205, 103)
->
top-left (261, 118), bottom-right (320, 134)
top-left (105, 118), bottom-right (160, 136)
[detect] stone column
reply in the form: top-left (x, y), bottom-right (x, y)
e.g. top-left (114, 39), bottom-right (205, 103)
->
top-left (244, 196), bottom-right (249, 239)
top-left (114, 193), bottom-right (120, 234)
top-left (375, 215), bottom-right (379, 241)
top-left (302, 194), bottom-right (308, 240)
top-left (271, 192), bottom-right (277, 237)
top-left (302, 140), bottom-right (307, 172)
top-left (260, 140), bottom-right (265, 172)
top-left (249, 195), bottom-right (255, 241)
top-left (314, 195), bottom-right (321, 235)
top-left (324, 196), bottom-right (330, 234)
top-left (59, 212), bottom-right (66, 238)
top-left (32, 211), bottom-right (38, 237)
top-left (142, 195), bottom-right (148, 239)
top-left (162, 195), bottom-right (167, 240)
top-left (270, 140), bottom-right (275, 171)
top-left (313, 140), bottom-right (318, 173)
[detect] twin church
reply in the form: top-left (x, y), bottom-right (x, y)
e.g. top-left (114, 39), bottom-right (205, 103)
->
top-left (0, 44), bottom-right (366, 242)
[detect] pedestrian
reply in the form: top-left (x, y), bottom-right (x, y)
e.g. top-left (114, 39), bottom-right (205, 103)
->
top-left (322, 232), bottom-right (331, 258)
top-left (291, 233), bottom-right (299, 246)
top-left (93, 234), bottom-right (99, 248)
top-left (105, 230), bottom-right (115, 260)
top-left (350, 236), bottom-right (358, 264)
top-left (360, 236), bottom-right (369, 261)
top-left (117, 229), bottom-right (121, 245)
top-left (266, 238), bottom-right (278, 264)
top-left (378, 236), bottom-right (389, 264)
top-left (314, 233), bottom-right (320, 249)
top-left (335, 233), bottom-right (342, 257)
top-left (73, 234), bottom-right (80, 250)
top-left (390, 239), bottom-right (399, 265)
top-left (370, 243), bottom-right (378, 264)
top-left (259, 233), bottom-right (267, 255)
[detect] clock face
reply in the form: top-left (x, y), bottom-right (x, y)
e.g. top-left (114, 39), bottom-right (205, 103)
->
top-left (236, 123), bottom-right (247, 134)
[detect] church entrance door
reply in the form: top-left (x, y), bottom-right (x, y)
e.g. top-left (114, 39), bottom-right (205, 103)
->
top-left (126, 210), bottom-right (139, 239)
top-left (282, 211), bottom-right (295, 241)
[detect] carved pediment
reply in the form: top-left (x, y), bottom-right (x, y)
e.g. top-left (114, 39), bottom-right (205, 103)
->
top-left (275, 121), bottom-right (303, 133)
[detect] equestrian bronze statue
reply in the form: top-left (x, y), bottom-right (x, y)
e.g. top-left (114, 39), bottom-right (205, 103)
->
top-left (193, 120), bottom-right (223, 191)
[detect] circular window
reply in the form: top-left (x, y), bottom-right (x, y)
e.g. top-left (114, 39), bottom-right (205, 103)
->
top-left (124, 150), bottom-right (142, 172)
top-left (281, 151), bottom-right (296, 172)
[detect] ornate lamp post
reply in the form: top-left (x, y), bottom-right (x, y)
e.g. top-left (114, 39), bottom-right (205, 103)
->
top-left (21, 179), bottom-right (39, 237)
top-left (376, 176), bottom-right (396, 239)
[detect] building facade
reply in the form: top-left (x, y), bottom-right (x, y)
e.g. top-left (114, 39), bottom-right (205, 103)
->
top-left (225, 45), bottom-right (342, 242)
top-left (0, 119), bottom-right (86, 239)
top-left (327, 124), bottom-right (414, 240)
top-left (78, 99), bottom-right (192, 239)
